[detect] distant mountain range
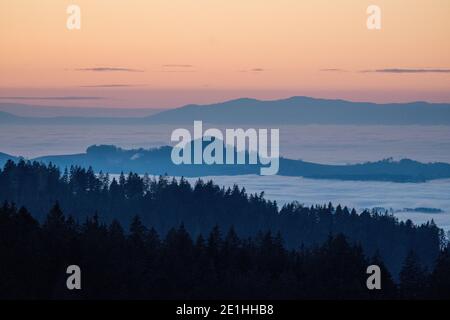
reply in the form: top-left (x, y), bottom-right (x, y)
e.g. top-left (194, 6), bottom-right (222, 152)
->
top-left (145, 96), bottom-right (450, 125)
top-left (1, 96), bottom-right (450, 125)
top-left (2, 144), bottom-right (450, 182)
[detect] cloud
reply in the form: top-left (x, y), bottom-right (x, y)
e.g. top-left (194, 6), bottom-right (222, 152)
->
top-left (161, 70), bottom-right (196, 73)
top-left (162, 64), bottom-right (194, 68)
top-left (80, 84), bottom-right (144, 88)
top-left (362, 68), bottom-right (450, 74)
top-left (161, 64), bottom-right (196, 73)
top-left (75, 67), bottom-right (144, 72)
top-left (320, 68), bottom-right (346, 72)
top-left (0, 96), bottom-right (104, 100)
top-left (238, 68), bottom-right (265, 73)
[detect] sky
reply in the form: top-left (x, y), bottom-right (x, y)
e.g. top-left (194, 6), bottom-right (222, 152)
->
top-left (1, 0), bottom-right (450, 108)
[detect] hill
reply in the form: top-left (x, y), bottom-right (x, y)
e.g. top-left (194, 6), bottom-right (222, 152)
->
top-left (145, 96), bottom-right (450, 125)
top-left (31, 144), bottom-right (450, 182)
top-left (0, 151), bottom-right (18, 167)
top-left (1, 97), bottom-right (450, 125)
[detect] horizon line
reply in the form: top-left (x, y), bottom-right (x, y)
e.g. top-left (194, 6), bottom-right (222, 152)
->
top-left (1, 94), bottom-right (449, 111)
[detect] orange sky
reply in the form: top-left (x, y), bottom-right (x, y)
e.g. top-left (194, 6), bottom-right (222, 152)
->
top-left (1, 0), bottom-right (450, 107)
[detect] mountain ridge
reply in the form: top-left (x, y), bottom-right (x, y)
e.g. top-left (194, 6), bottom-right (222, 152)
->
top-left (1, 96), bottom-right (449, 125)
top-left (145, 96), bottom-right (450, 125)
top-left (2, 144), bottom-right (450, 182)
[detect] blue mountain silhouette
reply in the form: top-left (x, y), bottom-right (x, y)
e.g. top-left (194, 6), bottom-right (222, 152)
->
top-left (1, 96), bottom-right (450, 125)
top-left (2, 144), bottom-right (450, 182)
top-left (145, 96), bottom-right (450, 125)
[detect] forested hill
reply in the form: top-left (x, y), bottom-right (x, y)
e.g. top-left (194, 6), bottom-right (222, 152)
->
top-left (0, 160), bottom-right (445, 277)
top-left (2, 144), bottom-right (450, 182)
top-left (0, 152), bottom-right (18, 165)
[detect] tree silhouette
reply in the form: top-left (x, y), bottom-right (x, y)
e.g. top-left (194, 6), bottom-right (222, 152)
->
top-left (399, 251), bottom-right (429, 299)
top-left (0, 160), bottom-right (449, 299)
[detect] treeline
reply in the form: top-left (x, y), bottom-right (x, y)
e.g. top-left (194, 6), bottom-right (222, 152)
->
top-left (0, 160), bottom-right (446, 277)
top-left (1, 203), bottom-right (449, 299)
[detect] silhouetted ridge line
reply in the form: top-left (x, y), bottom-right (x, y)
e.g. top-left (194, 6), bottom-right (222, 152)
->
top-left (15, 144), bottom-right (450, 182)
top-left (1, 96), bottom-right (450, 125)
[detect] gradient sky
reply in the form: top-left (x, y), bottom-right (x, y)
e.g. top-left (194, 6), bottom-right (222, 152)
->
top-left (1, 0), bottom-right (450, 108)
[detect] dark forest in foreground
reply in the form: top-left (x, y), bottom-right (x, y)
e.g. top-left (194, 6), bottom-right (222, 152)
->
top-left (0, 160), bottom-right (449, 299)
top-left (1, 202), bottom-right (449, 299)
top-left (0, 160), bottom-right (446, 276)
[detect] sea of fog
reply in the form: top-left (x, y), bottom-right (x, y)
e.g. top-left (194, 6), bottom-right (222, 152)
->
top-left (109, 173), bottom-right (450, 232)
top-left (2, 124), bottom-right (450, 164)
top-left (106, 174), bottom-right (450, 231)
top-left (182, 175), bottom-right (450, 232)
top-left (2, 123), bottom-right (450, 231)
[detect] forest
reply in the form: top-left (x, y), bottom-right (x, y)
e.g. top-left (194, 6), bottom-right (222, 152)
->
top-left (1, 202), bottom-right (449, 299)
top-left (0, 159), bottom-right (449, 299)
